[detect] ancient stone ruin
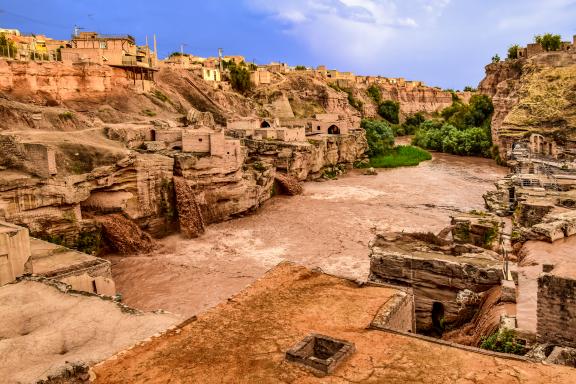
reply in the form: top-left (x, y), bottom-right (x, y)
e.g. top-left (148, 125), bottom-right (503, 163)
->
top-left (285, 334), bottom-right (355, 375)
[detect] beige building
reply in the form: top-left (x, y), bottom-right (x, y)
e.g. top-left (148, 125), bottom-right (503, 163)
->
top-left (202, 67), bottom-right (221, 82)
top-left (251, 68), bottom-right (271, 85)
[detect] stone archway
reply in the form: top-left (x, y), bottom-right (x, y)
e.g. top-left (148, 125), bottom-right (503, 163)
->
top-left (328, 125), bottom-right (340, 134)
top-left (261, 120), bottom-right (271, 128)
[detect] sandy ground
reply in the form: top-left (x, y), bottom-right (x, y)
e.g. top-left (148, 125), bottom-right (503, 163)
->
top-left (0, 281), bottom-right (180, 384)
top-left (93, 263), bottom-right (576, 384)
top-left (516, 236), bottom-right (576, 333)
top-left (107, 153), bottom-right (508, 317)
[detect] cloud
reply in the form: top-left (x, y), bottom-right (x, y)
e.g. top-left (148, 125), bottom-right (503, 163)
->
top-left (246, 0), bottom-right (451, 64)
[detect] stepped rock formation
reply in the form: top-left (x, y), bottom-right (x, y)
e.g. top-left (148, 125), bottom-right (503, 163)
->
top-left (369, 232), bottom-right (503, 332)
top-left (98, 214), bottom-right (155, 254)
top-left (173, 177), bottom-right (206, 238)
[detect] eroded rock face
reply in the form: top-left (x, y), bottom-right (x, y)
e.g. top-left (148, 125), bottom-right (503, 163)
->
top-left (478, 53), bottom-right (576, 160)
top-left (244, 132), bottom-right (367, 181)
top-left (368, 232), bottom-right (503, 332)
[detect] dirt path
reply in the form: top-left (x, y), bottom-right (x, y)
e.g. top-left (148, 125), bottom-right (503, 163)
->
top-left (107, 153), bottom-right (507, 317)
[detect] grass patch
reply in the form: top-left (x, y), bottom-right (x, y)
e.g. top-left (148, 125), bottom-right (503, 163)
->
top-left (367, 145), bottom-right (431, 168)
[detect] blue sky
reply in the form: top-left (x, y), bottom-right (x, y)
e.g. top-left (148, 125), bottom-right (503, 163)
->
top-left (1, 0), bottom-right (575, 89)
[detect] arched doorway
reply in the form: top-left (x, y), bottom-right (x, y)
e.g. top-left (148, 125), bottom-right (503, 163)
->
top-left (261, 120), bottom-right (271, 128)
top-left (327, 125), bottom-right (340, 134)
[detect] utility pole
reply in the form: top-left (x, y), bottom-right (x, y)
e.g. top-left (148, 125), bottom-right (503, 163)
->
top-left (218, 48), bottom-right (223, 72)
top-left (153, 34), bottom-right (157, 59)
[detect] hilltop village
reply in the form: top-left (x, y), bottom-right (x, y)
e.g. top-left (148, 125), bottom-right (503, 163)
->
top-left (1, 27), bottom-right (576, 383)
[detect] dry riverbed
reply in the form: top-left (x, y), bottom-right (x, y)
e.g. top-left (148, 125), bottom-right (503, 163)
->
top-left (107, 153), bottom-right (507, 317)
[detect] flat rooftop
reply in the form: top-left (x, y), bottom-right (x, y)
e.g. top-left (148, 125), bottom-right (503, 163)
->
top-left (29, 237), bottom-right (102, 276)
top-left (92, 262), bottom-right (575, 383)
top-left (0, 280), bottom-right (180, 383)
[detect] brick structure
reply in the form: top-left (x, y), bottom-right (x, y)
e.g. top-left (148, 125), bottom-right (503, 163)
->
top-left (537, 272), bottom-right (576, 348)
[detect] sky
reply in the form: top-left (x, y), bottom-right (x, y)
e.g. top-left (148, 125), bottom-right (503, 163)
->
top-left (1, 0), bottom-right (575, 89)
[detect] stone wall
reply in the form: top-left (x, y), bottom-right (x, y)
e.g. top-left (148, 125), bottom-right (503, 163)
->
top-left (370, 290), bottom-right (416, 333)
top-left (537, 273), bottom-right (576, 348)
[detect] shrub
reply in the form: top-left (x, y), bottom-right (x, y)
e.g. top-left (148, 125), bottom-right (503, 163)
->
top-left (535, 33), bottom-right (562, 51)
top-left (367, 85), bottom-right (382, 104)
top-left (142, 109), bottom-right (157, 117)
top-left (393, 113), bottom-right (426, 136)
top-left (491, 54), bottom-right (501, 63)
top-left (361, 119), bottom-right (395, 157)
top-left (378, 100), bottom-right (400, 124)
top-left (152, 90), bottom-right (169, 103)
top-left (0, 33), bottom-right (18, 57)
top-left (59, 111), bottom-right (74, 120)
top-left (507, 44), bottom-right (520, 60)
top-left (295, 65), bottom-right (307, 71)
top-left (463, 86), bottom-right (477, 92)
top-left (480, 329), bottom-right (527, 355)
top-left (229, 63), bottom-right (253, 94)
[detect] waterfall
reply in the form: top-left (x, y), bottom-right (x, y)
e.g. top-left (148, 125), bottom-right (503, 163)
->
top-left (98, 214), bottom-right (155, 254)
top-left (173, 177), bottom-right (206, 238)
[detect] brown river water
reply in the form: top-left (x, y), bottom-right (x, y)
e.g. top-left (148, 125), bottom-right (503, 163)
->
top-left (107, 153), bottom-right (508, 317)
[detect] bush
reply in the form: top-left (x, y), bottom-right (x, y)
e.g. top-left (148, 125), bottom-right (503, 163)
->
top-left (535, 33), bottom-right (562, 52)
top-left (491, 54), bottom-right (501, 63)
top-left (393, 113), bottom-right (426, 136)
top-left (295, 65), bottom-right (307, 70)
top-left (480, 329), bottom-right (527, 355)
top-left (413, 123), bottom-right (492, 157)
top-left (229, 62), bottom-right (253, 94)
top-left (507, 44), bottom-right (520, 60)
top-left (367, 85), bottom-right (382, 104)
top-left (378, 100), bottom-right (400, 124)
top-left (59, 111), bottom-right (74, 120)
top-left (463, 86), bottom-right (477, 92)
top-left (0, 33), bottom-right (18, 57)
top-left (361, 119), bottom-right (395, 157)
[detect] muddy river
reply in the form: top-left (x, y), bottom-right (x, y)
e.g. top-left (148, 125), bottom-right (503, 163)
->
top-left (107, 153), bottom-right (507, 317)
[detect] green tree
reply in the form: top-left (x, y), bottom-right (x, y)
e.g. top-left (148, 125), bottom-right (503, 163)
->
top-left (535, 33), bottom-right (562, 51)
top-left (378, 100), bottom-right (400, 124)
top-left (361, 119), bottom-right (395, 157)
top-left (295, 65), bottom-right (307, 70)
top-left (463, 86), bottom-right (477, 92)
top-left (507, 44), bottom-right (520, 60)
top-left (228, 62), bottom-right (253, 94)
top-left (491, 54), bottom-right (501, 63)
top-left (367, 85), bottom-right (382, 104)
top-left (169, 51), bottom-right (184, 57)
top-left (0, 33), bottom-right (18, 58)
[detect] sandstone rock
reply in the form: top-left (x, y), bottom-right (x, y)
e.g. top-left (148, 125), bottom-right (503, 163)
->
top-left (98, 214), bottom-right (155, 254)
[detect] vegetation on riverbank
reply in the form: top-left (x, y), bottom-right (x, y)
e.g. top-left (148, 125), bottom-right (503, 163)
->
top-left (360, 119), bottom-right (432, 168)
top-left (368, 145), bottom-right (432, 168)
top-left (412, 94), bottom-right (495, 157)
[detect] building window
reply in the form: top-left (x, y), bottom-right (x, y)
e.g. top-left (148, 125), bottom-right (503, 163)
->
top-left (198, 138), bottom-right (203, 142)
top-left (99, 41), bottom-right (107, 49)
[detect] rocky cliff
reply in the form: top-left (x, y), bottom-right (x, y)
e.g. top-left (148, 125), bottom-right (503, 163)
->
top-left (479, 52), bottom-right (576, 159)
